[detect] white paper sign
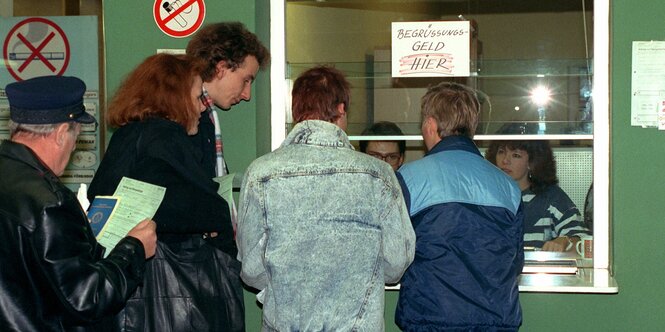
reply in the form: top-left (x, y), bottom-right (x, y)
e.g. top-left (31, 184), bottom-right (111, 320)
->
top-left (631, 41), bottom-right (665, 128)
top-left (391, 21), bottom-right (470, 78)
top-left (658, 100), bottom-right (665, 130)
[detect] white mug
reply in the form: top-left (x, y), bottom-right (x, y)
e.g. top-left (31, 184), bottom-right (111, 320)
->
top-left (576, 236), bottom-right (593, 258)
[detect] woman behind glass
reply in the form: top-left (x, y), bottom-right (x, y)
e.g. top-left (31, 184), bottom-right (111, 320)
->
top-left (485, 140), bottom-right (590, 251)
top-left (88, 53), bottom-right (243, 331)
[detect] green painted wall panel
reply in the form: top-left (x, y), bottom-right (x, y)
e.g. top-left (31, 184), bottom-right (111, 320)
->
top-left (103, 0), bottom-right (260, 172)
top-left (255, 0), bottom-right (272, 158)
top-left (105, 1), bottom-right (665, 331)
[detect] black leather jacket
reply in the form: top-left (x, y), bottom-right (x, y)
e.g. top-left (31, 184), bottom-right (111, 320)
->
top-left (0, 140), bottom-right (146, 332)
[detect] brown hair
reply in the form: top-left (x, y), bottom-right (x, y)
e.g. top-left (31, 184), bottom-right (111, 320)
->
top-left (421, 81), bottom-right (480, 139)
top-left (291, 66), bottom-right (350, 124)
top-left (186, 22), bottom-right (270, 82)
top-left (485, 140), bottom-right (558, 193)
top-left (107, 53), bottom-right (205, 130)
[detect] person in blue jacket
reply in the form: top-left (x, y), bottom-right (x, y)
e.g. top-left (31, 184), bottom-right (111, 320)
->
top-left (395, 81), bottom-right (524, 331)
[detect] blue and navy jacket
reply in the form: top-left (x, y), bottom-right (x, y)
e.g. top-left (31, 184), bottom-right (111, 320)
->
top-left (395, 136), bottom-right (524, 331)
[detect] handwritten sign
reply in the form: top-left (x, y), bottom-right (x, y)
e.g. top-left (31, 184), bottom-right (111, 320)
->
top-left (391, 21), bottom-right (470, 78)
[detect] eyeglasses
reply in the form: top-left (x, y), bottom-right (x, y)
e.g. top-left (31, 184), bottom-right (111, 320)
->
top-left (367, 152), bottom-right (402, 165)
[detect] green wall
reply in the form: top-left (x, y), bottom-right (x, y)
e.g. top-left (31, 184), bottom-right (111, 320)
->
top-left (254, 0), bottom-right (272, 158)
top-left (103, 0), bottom-right (266, 173)
top-left (520, 0), bottom-right (665, 330)
top-left (492, 0), bottom-right (665, 330)
top-left (103, 2), bottom-right (267, 331)
top-left (104, 0), bottom-right (665, 330)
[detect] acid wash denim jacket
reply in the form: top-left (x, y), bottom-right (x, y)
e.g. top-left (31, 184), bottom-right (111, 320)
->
top-left (237, 120), bottom-right (416, 332)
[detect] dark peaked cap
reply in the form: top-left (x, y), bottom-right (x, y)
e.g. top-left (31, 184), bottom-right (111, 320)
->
top-left (6, 75), bottom-right (96, 125)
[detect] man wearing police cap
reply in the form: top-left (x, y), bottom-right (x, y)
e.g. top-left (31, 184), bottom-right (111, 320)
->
top-left (0, 75), bottom-right (157, 331)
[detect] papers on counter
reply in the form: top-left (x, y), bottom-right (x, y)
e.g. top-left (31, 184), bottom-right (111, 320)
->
top-left (522, 250), bottom-right (579, 274)
top-left (522, 259), bottom-right (578, 274)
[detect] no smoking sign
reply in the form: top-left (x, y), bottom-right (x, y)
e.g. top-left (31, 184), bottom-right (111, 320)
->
top-left (3, 17), bottom-right (71, 81)
top-left (154, 0), bottom-right (206, 38)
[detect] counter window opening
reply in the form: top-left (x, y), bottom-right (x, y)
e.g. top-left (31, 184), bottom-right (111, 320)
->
top-left (270, 0), bottom-right (612, 292)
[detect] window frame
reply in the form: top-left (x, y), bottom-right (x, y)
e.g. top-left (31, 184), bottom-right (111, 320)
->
top-left (269, 0), bottom-right (614, 292)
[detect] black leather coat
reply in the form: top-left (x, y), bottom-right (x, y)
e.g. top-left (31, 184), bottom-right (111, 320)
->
top-left (0, 140), bottom-right (146, 332)
top-left (88, 118), bottom-right (243, 331)
top-left (88, 117), bottom-right (236, 256)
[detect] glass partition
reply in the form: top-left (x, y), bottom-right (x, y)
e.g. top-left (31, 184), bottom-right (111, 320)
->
top-left (270, 0), bottom-right (611, 282)
top-left (284, 0), bottom-right (594, 138)
top-left (287, 57), bottom-right (593, 138)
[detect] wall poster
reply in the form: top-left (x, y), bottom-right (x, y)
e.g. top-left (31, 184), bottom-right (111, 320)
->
top-left (1, 16), bottom-right (100, 190)
top-left (631, 41), bottom-right (665, 129)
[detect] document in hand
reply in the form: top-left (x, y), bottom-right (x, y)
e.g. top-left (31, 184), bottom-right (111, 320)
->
top-left (87, 196), bottom-right (120, 237)
top-left (212, 172), bottom-right (236, 218)
top-left (88, 177), bottom-right (166, 257)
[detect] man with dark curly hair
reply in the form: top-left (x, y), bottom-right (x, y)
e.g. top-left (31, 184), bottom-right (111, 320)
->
top-left (186, 22), bottom-right (270, 177)
top-left (185, 22), bottom-right (270, 331)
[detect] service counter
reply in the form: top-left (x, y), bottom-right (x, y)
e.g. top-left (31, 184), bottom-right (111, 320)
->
top-left (386, 250), bottom-right (619, 294)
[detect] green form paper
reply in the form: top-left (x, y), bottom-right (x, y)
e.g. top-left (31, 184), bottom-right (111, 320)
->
top-left (94, 177), bottom-right (166, 257)
top-left (213, 173), bottom-right (236, 217)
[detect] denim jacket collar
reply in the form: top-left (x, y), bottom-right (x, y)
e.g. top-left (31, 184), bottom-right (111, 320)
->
top-left (282, 120), bottom-right (354, 150)
top-left (426, 135), bottom-right (481, 157)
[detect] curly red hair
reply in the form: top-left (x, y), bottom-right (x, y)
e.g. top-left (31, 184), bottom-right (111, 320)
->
top-left (107, 53), bottom-right (205, 131)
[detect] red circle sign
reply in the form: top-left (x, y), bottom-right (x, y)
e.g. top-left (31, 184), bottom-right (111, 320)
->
top-left (3, 17), bottom-right (71, 81)
top-left (153, 0), bottom-right (206, 38)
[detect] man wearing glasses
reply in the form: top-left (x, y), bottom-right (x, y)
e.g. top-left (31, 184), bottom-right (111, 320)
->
top-left (359, 121), bottom-right (406, 171)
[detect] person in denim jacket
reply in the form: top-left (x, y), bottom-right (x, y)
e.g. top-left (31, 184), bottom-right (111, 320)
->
top-left (237, 66), bottom-right (416, 331)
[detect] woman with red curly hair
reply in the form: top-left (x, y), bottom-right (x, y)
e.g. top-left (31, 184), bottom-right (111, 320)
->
top-left (88, 53), bottom-right (242, 331)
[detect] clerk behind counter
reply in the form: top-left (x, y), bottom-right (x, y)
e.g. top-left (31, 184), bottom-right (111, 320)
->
top-left (485, 139), bottom-right (591, 252)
